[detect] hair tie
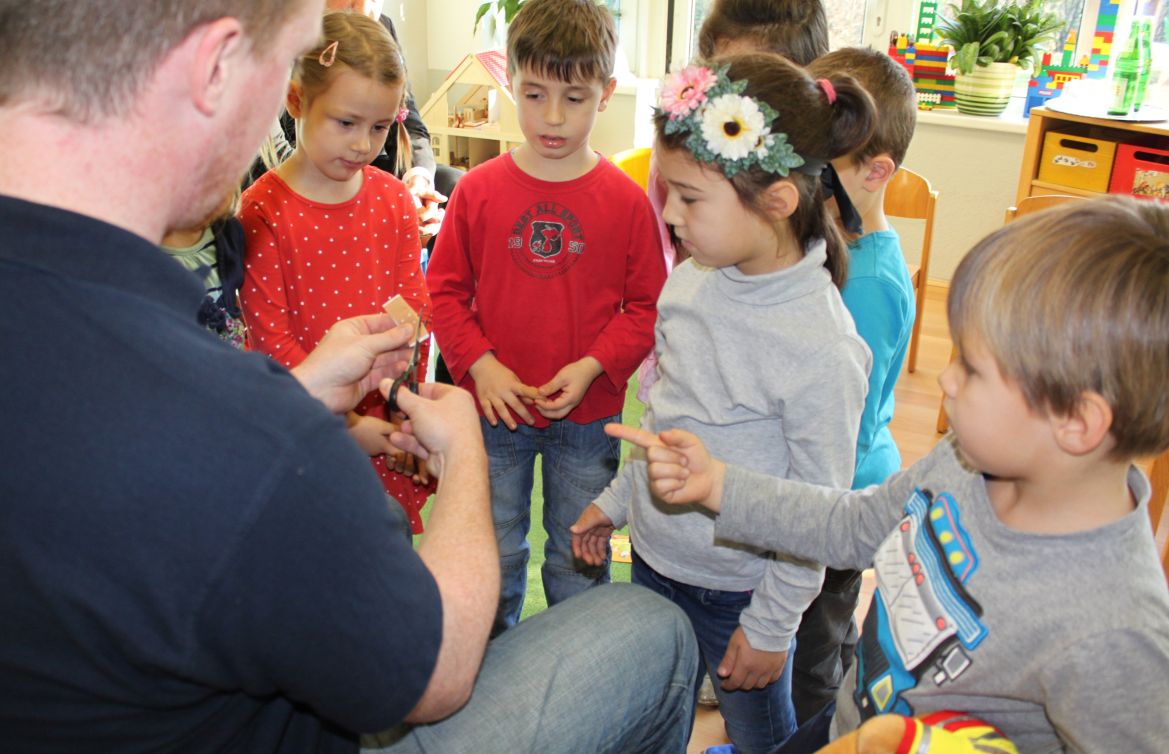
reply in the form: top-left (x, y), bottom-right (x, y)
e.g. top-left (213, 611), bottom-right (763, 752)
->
top-left (319, 40), bottom-right (339, 67)
top-left (395, 106), bottom-right (410, 124)
top-left (817, 78), bottom-right (836, 105)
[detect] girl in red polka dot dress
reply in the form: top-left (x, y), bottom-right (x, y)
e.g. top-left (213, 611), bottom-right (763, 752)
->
top-left (239, 11), bottom-right (432, 534)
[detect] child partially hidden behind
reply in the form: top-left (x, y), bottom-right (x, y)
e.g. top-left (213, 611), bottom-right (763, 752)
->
top-left (613, 196), bottom-right (1169, 753)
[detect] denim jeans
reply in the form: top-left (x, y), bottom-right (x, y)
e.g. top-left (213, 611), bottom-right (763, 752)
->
top-left (633, 552), bottom-right (798, 754)
top-left (362, 583), bottom-right (699, 754)
top-left (481, 414), bottom-right (620, 636)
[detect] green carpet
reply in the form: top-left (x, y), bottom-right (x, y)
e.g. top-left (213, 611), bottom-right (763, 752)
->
top-left (416, 380), bottom-right (645, 621)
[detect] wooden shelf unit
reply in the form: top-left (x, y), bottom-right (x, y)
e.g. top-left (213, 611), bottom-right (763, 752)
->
top-left (1016, 107), bottom-right (1169, 204)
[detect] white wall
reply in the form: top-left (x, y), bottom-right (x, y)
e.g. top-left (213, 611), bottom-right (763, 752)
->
top-left (893, 112), bottom-right (1027, 283)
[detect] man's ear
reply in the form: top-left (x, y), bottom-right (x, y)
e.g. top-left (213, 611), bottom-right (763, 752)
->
top-left (762, 180), bottom-right (800, 219)
top-left (285, 82), bottom-right (305, 119)
top-left (597, 77), bottom-right (618, 112)
top-left (189, 17), bottom-right (246, 117)
top-left (1054, 390), bottom-right (1115, 456)
top-left (863, 154), bottom-right (896, 193)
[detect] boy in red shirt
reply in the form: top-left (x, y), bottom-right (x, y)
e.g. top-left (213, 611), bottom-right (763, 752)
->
top-left (426, 0), bottom-right (665, 635)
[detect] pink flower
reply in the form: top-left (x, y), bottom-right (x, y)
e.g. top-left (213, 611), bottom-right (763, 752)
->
top-left (396, 107), bottom-right (410, 124)
top-left (660, 65), bottom-right (717, 118)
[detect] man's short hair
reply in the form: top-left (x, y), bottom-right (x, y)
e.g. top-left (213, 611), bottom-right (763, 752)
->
top-left (697, 0), bottom-right (828, 66)
top-left (506, 0), bottom-right (617, 84)
top-left (807, 47), bottom-right (917, 167)
top-left (0, 0), bottom-right (304, 122)
top-left (948, 196), bottom-right (1169, 459)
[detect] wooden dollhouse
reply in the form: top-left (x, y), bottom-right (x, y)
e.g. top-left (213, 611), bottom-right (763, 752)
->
top-left (418, 50), bottom-right (524, 170)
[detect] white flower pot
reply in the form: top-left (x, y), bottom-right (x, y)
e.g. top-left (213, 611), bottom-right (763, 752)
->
top-left (954, 62), bottom-right (1018, 116)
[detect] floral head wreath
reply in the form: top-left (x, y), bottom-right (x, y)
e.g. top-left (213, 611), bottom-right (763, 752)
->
top-left (656, 64), bottom-right (824, 179)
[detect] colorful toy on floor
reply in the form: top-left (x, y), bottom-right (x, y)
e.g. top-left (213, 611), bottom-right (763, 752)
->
top-left (814, 710), bottom-right (1018, 754)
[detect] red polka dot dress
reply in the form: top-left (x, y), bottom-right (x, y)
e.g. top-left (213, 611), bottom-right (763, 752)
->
top-left (239, 167), bottom-right (432, 532)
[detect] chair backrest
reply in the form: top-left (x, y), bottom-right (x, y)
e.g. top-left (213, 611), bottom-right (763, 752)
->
top-left (610, 147), bottom-right (652, 192)
top-left (1004, 194), bottom-right (1083, 224)
top-left (1148, 451), bottom-right (1169, 578)
top-left (884, 166), bottom-right (936, 222)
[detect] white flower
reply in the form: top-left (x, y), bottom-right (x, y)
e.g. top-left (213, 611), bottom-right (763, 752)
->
top-left (700, 94), bottom-right (766, 161)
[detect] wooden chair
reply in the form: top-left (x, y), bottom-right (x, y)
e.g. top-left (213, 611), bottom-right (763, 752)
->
top-left (1148, 450), bottom-right (1169, 578)
top-left (936, 193), bottom-right (1085, 433)
top-left (610, 147), bottom-right (652, 192)
top-left (883, 167), bottom-right (938, 373)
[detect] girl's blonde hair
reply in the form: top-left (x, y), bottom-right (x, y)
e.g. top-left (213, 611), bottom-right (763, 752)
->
top-left (295, 11), bottom-right (412, 174)
top-left (653, 52), bottom-right (876, 288)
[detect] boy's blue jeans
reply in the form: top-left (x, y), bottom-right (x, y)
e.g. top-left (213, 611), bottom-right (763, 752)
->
top-left (481, 413), bottom-right (620, 636)
top-left (633, 552), bottom-right (798, 754)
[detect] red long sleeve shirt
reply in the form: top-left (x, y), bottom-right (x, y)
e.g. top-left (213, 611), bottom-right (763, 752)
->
top-left (239, 167), bottom-right (432, 531)
top-left (426, 153), bottom-right (665, 427)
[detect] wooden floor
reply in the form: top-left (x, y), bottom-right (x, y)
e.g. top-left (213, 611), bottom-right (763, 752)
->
top-left (687, 282), bottom-right (952, 752)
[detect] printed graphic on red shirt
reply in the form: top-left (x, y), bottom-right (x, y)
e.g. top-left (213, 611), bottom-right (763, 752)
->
top-left (508, 202), bottom-right (586, 279)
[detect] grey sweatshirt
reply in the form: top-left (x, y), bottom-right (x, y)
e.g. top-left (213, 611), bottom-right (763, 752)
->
top-left (593, 242), bottom-right (871, 651)
top-left (716, 436), bottom-right (1169, 753)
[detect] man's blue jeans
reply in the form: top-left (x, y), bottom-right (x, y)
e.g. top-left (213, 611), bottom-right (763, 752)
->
top-left (363, 583), bottom-right (700, 754)
top-left (481, 414), bottom-right (620, 636)
top-left (634, 553), bottom-right (798, 754)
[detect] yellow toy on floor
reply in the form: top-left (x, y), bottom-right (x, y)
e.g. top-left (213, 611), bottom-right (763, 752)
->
top-left (814, 711), bottom-right (1018, 754)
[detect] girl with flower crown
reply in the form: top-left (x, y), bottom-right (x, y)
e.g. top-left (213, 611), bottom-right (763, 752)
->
top-left (572, 52), bottom-right (877, 753)
top-left (240, 10), bottom-right (433, 535)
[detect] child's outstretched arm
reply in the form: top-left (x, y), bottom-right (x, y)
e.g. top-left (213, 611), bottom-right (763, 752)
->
top-left (467, 352), bottom-right (539, 431)
top-left (604, 424), bottom-right (726, 511)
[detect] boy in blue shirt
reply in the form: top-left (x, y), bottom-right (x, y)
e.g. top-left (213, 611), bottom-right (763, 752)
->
top-left (792, 46), bottom-right (920, 723)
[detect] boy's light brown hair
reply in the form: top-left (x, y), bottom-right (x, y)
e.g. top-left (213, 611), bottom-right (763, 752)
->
top-left (506, 0), bottom-right (617, 84)
top-left (807, 47), bottom-right (917, 168)
top-left (697, 0), bottom-right (828, 66)
top-left (948, 195), bottom-right (1169, 459)
top-left (0, 0), bottom-right (304, 122)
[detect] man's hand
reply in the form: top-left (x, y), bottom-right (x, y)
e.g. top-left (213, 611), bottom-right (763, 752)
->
top-left (570, 504), bottom-right (615, 566)
top-left (603, 424), bottom-right (726, 512)
top-left (467, 353), bottom-right (539, 430)
top-left (535, 356), bottom-right (602, 420)
top-left (383, 382), bottom-right (483, 481)
top-left (291, 313), bottom-right (414, 414)
top-left (716, 627), bottom-right (788, 692)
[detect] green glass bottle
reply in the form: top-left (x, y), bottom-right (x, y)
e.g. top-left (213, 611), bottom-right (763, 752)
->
top-left (1133, 18), bottom-right (1153, 112)
top-left (1109, 18), bottom-right (1151, 115)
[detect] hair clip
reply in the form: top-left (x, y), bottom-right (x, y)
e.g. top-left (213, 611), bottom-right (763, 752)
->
top-left (319, 40), bottom-right (339, 67)
top-left (656, 64), bottom-right (819, 179)
top-left (395, 106), bottom-right (410, 124)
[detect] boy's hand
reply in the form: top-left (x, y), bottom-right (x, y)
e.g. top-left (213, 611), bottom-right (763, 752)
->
top-left (468, 353), bottom-right (539, 430)
top-left (382, 382), bottom-right (483, 481)
top-left (716, 627), bottom-right (788, 692)
top-left (535, 356), bottom-right (603, 419)
top-left (570, 504), bottom-right (615, 567)
top-left (347, 413), bottom-right (397, 457)
top-left (603, 424), bottom-right (726, 512)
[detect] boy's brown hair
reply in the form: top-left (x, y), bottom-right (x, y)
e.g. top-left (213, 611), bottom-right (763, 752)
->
top-left (697, 0), bottom-right (828, 66)
top-left (807, 47), bottom-right (917, 168)
top-left (948, 196), bottom-right (1169, 459)
top-left (507, 0), bottom-right (617, 84)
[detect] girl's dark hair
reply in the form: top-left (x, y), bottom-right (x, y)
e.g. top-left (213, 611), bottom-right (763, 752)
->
top-left (697, 0), bottom-right (829, 65)
top-left (653, 52), bottom-right (876, 288)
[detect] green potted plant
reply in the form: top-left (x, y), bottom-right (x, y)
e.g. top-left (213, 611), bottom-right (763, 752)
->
top-left (936, 0), bottom-right (1064, 115)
